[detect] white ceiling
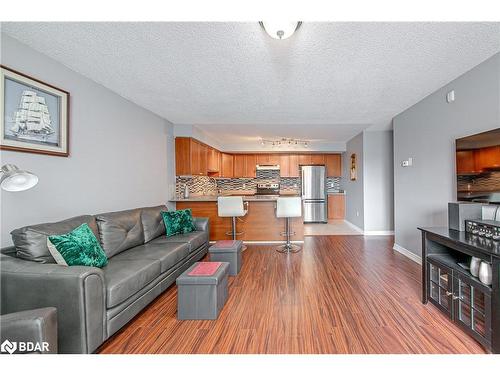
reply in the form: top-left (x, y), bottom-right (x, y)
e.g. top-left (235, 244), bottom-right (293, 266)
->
top-left (2, 22), bottom-right (500, 149)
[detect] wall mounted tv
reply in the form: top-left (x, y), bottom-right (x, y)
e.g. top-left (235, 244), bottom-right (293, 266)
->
top-left (456, 128), bottom-right (500, 204)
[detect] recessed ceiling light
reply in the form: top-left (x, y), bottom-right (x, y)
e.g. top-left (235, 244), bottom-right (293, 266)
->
top-left (259, 22), bottom-right (302, 40)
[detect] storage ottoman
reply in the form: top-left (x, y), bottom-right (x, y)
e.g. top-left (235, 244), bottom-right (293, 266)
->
top-left (176, 261), bottom-right (229, 320)
top-left (209, 240), bottom-right (243, 276)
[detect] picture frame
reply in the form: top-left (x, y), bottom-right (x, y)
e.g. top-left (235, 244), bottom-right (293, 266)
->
top-left (350, 153), bottom-right (357, 181)
top-left (1, 65), bottom-right (69, 157)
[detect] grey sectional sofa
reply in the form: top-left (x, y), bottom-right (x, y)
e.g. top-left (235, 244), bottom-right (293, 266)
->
top-left (0, 205), bottom-right (209, 353)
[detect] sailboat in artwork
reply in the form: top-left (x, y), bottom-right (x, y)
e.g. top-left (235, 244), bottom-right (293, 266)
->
top-left (9, 90), bottom-right (55, 141)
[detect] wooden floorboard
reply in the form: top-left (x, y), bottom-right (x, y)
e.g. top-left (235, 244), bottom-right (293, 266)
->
top-left (98, 235), bottom-right (487, 354)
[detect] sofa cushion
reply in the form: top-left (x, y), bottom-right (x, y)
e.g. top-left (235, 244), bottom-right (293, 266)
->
top-left (11, 215), bottom-right (99, 263)
top-left (112, 241), bottom-right (189, 273)
top-left (47, 223), bottom-right (108, 268)
top-left (161, 209), bottom-right (196, 237)
top-left (96, 208), bottom-right (145, 258)
top-left (152, 231), bottom-right (208, 253)
top-left (103, 258), bottom-right (161, 308)
top-left (141, 205), bottom-right (167, 243)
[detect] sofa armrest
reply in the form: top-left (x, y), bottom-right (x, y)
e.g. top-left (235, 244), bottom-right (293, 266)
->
top-left (193, 217), bottom-right (209, 233)
top-left (0, 254), bottom-right (106, 353)
top-left (0, 307), bottom-right (57, 353)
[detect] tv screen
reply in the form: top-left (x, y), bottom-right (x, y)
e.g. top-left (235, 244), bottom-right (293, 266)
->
top-left (456, 128), bottom-right (500, 204)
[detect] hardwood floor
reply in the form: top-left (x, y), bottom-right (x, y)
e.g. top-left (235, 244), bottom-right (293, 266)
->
top-left (98, 236), bottom-right (486, 354)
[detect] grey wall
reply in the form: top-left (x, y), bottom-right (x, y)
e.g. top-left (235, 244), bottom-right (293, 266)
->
top-left (0, 34), bottom-right (175, 246)
top-left (342, 132), bottom-right (364, 229)
top-left (393, 52), bottom-right (500, 257)
top-left (364, 131), bottom-right (394, 232)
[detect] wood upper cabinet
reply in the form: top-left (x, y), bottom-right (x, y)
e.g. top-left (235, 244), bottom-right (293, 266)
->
top-left (175, 137), bottom-right (191, 176)
top-left (207, 147), bottom-right (220, 174)
top-left (326, 154), bottom-right (342, 177)
top-left (288, 154), bottom-right (300, 177)
top-left (456, 150), bottom-right (477, 175)
top-left (256, 154), bottom-right (280, 165)
top-left (174, 137), bottom-right (207, 176)
top-left (233, 155), bottom-right (245, 177)
top-left (475, 146), bottom-right (500, 172)
top-left (298, 154), bottom-right (311, 166)
top-left (234, 154), bottom-right (256, 177)
top-left (245, 154), bottom-right (257, 177)
top-left (310, 154), bottom-right (326, 165)
top-left (328, 194), bottom-right (345, 219)
top-left (220, 153), bottom-right (234, 178)
top-left (279, 154), bottom-right (291, 177)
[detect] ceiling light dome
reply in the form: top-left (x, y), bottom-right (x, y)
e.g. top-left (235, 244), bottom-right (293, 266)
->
top-left (260, 22), bottom-right (302, 40)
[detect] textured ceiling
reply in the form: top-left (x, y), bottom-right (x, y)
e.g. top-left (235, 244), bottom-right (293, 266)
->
top-left (2, 22), bottom-right (500, 146)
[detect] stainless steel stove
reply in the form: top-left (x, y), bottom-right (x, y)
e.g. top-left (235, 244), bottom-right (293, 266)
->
top-left (256, 182), bottom-right (280, 196)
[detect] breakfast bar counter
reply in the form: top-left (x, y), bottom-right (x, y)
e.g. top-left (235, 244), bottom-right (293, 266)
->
top-left (172, 196), bottom-right (304, 242)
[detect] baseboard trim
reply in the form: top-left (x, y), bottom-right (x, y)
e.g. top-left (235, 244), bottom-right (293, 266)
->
top-left (344, 220), bottom-right (394, 236)
top-left (364, 230), bottom-right (395, 236)
top-left (393, 243), bottom-right (422, 264)
top-left (343, 220), bottom-right (364, 234)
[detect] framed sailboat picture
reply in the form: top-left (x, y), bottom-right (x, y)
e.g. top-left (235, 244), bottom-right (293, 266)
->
top-left (1, 65), bottom-right (69, 156)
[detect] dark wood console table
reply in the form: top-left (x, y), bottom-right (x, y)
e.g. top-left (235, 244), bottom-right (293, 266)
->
top-left (419, 227), bottom-right (499, 353)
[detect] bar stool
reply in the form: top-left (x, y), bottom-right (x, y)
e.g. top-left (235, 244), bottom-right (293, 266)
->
top-left (275, 197), bottom-right (302, 253)
top-left (217, 196), bottom-right (248, 250)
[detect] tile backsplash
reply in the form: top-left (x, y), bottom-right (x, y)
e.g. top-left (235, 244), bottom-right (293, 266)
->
top-left (175, 175), bottom-right (342, 197)
top-left (458, 171), bottom-right (500, 192)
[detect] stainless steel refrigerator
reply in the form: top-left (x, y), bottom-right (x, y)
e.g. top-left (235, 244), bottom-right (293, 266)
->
top-left (301, 165), bottom-right (327, 223)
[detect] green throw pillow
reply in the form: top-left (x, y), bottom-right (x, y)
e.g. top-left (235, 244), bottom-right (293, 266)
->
top-left (161, 209), bottom-right (196, 237)
top-left (47, 223), bottom-right (108, 267)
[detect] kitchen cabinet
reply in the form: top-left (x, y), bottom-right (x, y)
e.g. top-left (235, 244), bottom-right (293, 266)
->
top-left (475, 146), bottom-right (500, 172)
top-left (207, 147), bottom-right (220, 174)
top-left (175, 137), bottom-right (207, 176)
top-left (326, 154), bottom-right (342, 177)
top-left (245, 154), bottom-right (257, 177)
top-left (233, 155), bottom-right (246, 177)
top-left (220, 153), bottom-right (234, 178)
top-left (327, 194), bottom-right (345, 219)
top-left (456, 150), bottom-right (478, 175)
top-left (256, 153), bottom-right (280, 165)
top-left (310, 154), bottom-right (326, 165)
top-left (298, 154), bottom-right (311, 166)
top-left (279, 154), bottom-right (291, 177)
top-left (288, 154), bottom-right (300, 177)
top-left (233, 154), bottom-right (256, 178)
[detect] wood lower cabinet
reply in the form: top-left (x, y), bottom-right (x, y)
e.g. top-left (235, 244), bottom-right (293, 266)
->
top-left (176, 201), bottom-right (303, 241)
top-left (326, 154), bottom-right (342, 177)
top-left (220, 153), bottom-right (234, 178)
top-left (327, 194), bottom-right (345, 219)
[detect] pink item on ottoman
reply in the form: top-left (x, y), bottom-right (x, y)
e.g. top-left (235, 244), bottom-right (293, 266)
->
top-left (188, 262), bottom-right (222, 276)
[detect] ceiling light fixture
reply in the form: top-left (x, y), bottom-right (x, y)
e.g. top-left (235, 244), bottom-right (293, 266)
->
top-left (261, 137), bottom-right (309, 148)
top-left (259, 22), bottom-right (302, 40)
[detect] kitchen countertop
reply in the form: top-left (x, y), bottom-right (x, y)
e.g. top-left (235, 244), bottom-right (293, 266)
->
top-left (327, 191), bottom-right (345, 195)
top-left (170, 194), bottom-right (300, 202)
